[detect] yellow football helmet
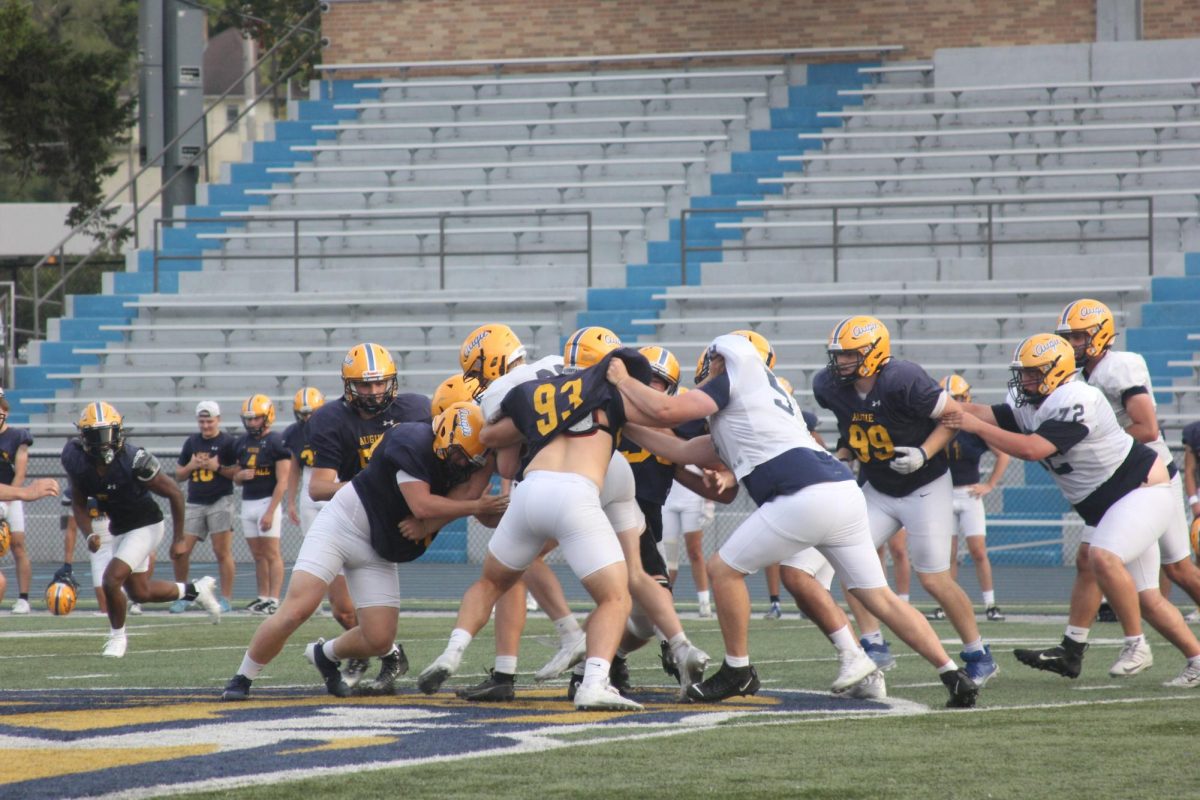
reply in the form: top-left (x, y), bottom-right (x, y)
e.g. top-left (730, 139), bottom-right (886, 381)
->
top-left (293, 387), bottom-right (325, 422)
top-left (241, 394), bottom-right (276, 436)
top-left (1009, 333), bottom-right (1076, 406)
top-left (433, 401), bottom-right (488, 471)
top-left (431, 374), bottom-right (480, 417)
top-left (46, 580), bottom-right (77, 616)
top-left (731, 330), bottom-right (776, 370)
top-left (342, 342), bottom-right (399, 414)
top-left (694, 350), bottom-right (711, 384)
top-left (77, 401), bottom-right (125, 464)
top-left (459, 324), bottom-right (526, 391)
top-left (1056, 299), bottom-right (1116, 363)
top-left (827, 316), bottom-right (891, 385)
top-left (939, 374), bottom-right (972, 403)
top-left (639, 345), bottom-right (680, 395)
top-left (0, 518), bottom-right (9, 558)
top-left (563, 326), bottom-right (621, 372)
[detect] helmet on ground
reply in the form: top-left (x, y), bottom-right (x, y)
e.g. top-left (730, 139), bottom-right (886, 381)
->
top-left (46, 580), bottom-right (77, 616)
top-left (0, 519), bottom-right (9, 558)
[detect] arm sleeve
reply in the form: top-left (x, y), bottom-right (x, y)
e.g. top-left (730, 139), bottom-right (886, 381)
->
top-left (991, 403), bottom-right (1021, 434)
top-left (1121, 386), bottom-right (1150, 404)
top-left (696, 372), bottom-right (732, 410)
top-left (1033, 420), bottom-right (1090, 453)
top-left (20, 430), bottom-right (33, 447)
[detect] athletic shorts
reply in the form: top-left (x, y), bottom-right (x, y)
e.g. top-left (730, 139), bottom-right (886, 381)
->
top-left (299, 495), bottom-right (327, 536)
top-left (719, 479), bottom-right (886, 590)
top-left (184, 494), bottom-right (235, 539)
top-left (112, 521), bottom-right (165, 575)
top-left (864, 471), bottom-right (955, 574)
top-left (951, 486), bottom-right (987, 540)
top-left (0, 500), bottom-right (25, 531)
top-left (780, 547), bottom-right (837, 591)
top-left (1087, 483), bottom-right (1173, 592)
top-left (240, 495), bottom-right (282, 539)
top-left (292, 484), bottom-right (401, 608)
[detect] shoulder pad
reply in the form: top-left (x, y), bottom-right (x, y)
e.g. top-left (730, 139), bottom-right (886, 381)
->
top-left (131, 449), bottom-right (161, 482)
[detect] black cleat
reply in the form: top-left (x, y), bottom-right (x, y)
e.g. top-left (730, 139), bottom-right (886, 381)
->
top-left (456, 669), bottom-right (516, 702)
top-left (685, 661), bottom-right (760, 703)
top-left (304, 638), bottom-right (351, 698)
top-left (1097, 602), bottom-right (1118, 623)
top-left (567, 669), bottom-right (584, 701)
top-left (610, 655), bottom-right (632, 697)
top-left (354, 645), bottom-right (410, 696)
top-left (659, 640), bottom-right (680, 682)
top-left (342, 658), bottom-right (371, 689)
top-left (1014, 637), bottom-right (1087, 679)
top-left (925, 607), bottom-right (946, 621)
top-left (985, 605), bottom-right (1006, 621)
top-left (221, 674), bottom-right (252, 701)
top-left (941, 668), bottom-right (978, 708)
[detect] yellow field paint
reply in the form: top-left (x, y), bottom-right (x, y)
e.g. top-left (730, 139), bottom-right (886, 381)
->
top-left (0, 745), bottom-right (217, 783)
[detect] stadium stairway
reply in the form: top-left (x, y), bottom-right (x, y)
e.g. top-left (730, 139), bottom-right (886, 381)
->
top-left (576, 62), bottom-right (873, 340)
top-left (5, 83), bottom-right (377, 426)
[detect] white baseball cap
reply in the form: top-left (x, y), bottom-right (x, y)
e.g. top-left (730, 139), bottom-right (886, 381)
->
top-left (195, 400), bottom-right (221, 418)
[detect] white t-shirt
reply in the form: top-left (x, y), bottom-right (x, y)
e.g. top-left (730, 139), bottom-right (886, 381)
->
top-left (478, 355), bottom-right (565, 423)
top-left (1081, 350), bottom-right (1171, 463)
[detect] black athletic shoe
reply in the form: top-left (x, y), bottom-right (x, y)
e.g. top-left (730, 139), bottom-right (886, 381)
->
top-left (610, 655), bottom-right (632, 697)
top-left (925, 607), bottom-right (946, 621)
top-left (659, 640), bottom-right (681, 682)
top-left (221, 674), bottom-right (252, 701)
top-left (354, 645), bottom-right (410, 696)
top-left (985, 606), bottom-right (1006, 621)
top-left (1014, 637), bottom-right (1088, 679)
top-left (567, 669), bottom-right (584, 701)
top-left (457, 669), bottom-right (516, 702)
top-left (941, 668), bottom-right (978, 709)
top-left (304, 639), bottom-right (351, 698)
top-left (1097, 602), bottom-right (1118, 623)
top-left (685, 662), bottom-right (760, 703)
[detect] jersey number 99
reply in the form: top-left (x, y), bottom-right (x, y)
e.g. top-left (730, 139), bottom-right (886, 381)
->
top-left (848, 423), bottom-right (895, 462)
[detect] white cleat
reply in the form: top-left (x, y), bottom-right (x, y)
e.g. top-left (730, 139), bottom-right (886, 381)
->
top-left (1185, 609), bottom-right (1200, 623)
top-left (836, 670), bottom-right (887, 700)
top-left (574, 682), bottom-right (644, 711)
top-left (1164, 661), bottom-right (1200, 688)
top-left (697, 601), bottom-right (713, 619)
top-left (676, 644), bottom-right (711, 699)
top-left (192, 576), bottom-right (222, 623)
top-left (525, 592), bottom-right (540, 612)
top-left (11, 598), bottom-right (30, 615)
top-left (417, 650), bottom-right (462, 694)
top-left (102, 635), bottom-right (128, 658)
top-left (127, 603), bottom-right (143, 616)
top-left (832, 648), bottom-right (881, 692)
top-left (533, 630), bottom-right (586, 682)
top-left (1109, 639), bottom-right (1153, 677)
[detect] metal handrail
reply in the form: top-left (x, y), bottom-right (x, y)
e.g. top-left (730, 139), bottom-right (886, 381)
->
top-left (680, 195), bottom-right (1156, 283)
top-left (25, 4), bottom-right (324, 338)
top-left (153, 210), bottom-right (595, 291)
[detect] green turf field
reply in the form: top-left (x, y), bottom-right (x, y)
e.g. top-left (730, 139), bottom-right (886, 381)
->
top-left (2, 606), bottom-right (1197, 799)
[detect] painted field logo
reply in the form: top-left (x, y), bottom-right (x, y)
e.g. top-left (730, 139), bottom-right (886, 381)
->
top-left (0, 687), bottom-right (908, 799)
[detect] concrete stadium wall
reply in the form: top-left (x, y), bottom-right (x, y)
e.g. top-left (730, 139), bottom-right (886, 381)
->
top-left (321, 0), bottom-right (1200, 66)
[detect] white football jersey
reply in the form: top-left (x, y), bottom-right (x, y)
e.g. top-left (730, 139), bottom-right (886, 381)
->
top-left (478, 355), bottom-right (564, 423)
top-left (706, 334), bottom-right (822, 480)
top-left (1008, 379), bottom-right (1133, 504)
top-left (1081, 350), bottom-right (1171, 463)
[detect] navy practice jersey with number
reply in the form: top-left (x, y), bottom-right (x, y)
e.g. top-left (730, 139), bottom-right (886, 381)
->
top-left (234, 431), bottom-right (292, 501)
top-left (351, 422), bottom-right (460, 563)
top-left (177, 431), bottom-right (238, 505)
top-left (0, 426), bottom-right (33, 486)
top-left (813, 358), bottom-right (948, 498)
top-left (946, 431), bottom-right (989, 487)
top-left (500, 348), bottom-right (652, 474)
top-left (619, 416), bottom-right (708, 506)
top-left (61, 440), bottom-right (163, 535)
top-left (283, 420), bottom-right (314, 471)
top-left (306, 394), bottom-right (432, 483)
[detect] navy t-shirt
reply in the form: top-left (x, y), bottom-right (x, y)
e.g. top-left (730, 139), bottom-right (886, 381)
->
top-left (61, 440), bottom-right (163, 535)
top-left (307, 394), bottom-right (432, 483)
top-left (350, 422), bottom-right (455, 563)
top-left (0, 426), bottom-right (33, 486)
top-left (177, 431), bottom-right (238, 505)
top-left (234, 431), bottom-right (292, 501)
top-left (947, 431), bottom-right (989, 487)
top-left (812, 359), bottom-right (948, 498)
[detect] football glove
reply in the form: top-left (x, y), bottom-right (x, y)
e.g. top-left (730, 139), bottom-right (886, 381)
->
top-left (889, 446), bottom-right (927, 475)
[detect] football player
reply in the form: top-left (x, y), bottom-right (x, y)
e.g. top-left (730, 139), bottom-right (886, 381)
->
top-left (418, 343), bottom-right (657, 711)
top-left (949, 334), bottom-right (1200, 687)
top-left (61, 485), bottom-right (115, 613)
top-left (1181, 420), bottom-right (1200, 621)
top-left (304, 343), bottom-right (431, 685)
top-left (937, 375), bottom-right (1009, 622)
top-left (62, 402), bottom-right (221, 656)
top-left (233, 395), bottom-right (292, 615)
top-left (172, 400), bottom-right (239, 613)
top-left (284, 387), bottom-right (327, 534)
top-left (0, 392), bottom-right (36, 613)
top-left (608, 334), bottom-right (977, 707)
top-left (222, 402), bottom-right (506, 700)
top-left (812, 316), bottom-right (998, 686)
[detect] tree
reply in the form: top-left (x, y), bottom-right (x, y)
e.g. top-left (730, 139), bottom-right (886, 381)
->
top-left (211, 1), bottom-right (323, 117)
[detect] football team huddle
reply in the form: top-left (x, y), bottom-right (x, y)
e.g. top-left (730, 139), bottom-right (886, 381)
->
top-left (10, 294), bottom-right (1200, 710)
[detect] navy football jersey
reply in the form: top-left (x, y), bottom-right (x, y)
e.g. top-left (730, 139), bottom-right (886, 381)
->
top-left (234, 431), bottom-right (292, 501)
top-left (283, 420), bottom-right (315, 471)
top-left (1183, 422), bottom-right (1200, 486)
top-left (351, 422), bottom-right (458, 563)
top-left (946, 431), bottom-right (989, 487)
top-left (307, 394), bottom-right (432, 483)
top-left (62, 484), bottom-right (106, 520)
top-left (812, 358), bottom-right (948, 497)
top-left (500, 348), bottom-right (652, 472)
top-left (61, 440), bottom-right (163, 535)
top-left (177, 431), bottom-right (237, 505)
top-left (619, 416), bottom-right (709, 506)
top-left (0, 425), bottom-right (33, 486)
top-left (801, 409), bottom-right (819, 434)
